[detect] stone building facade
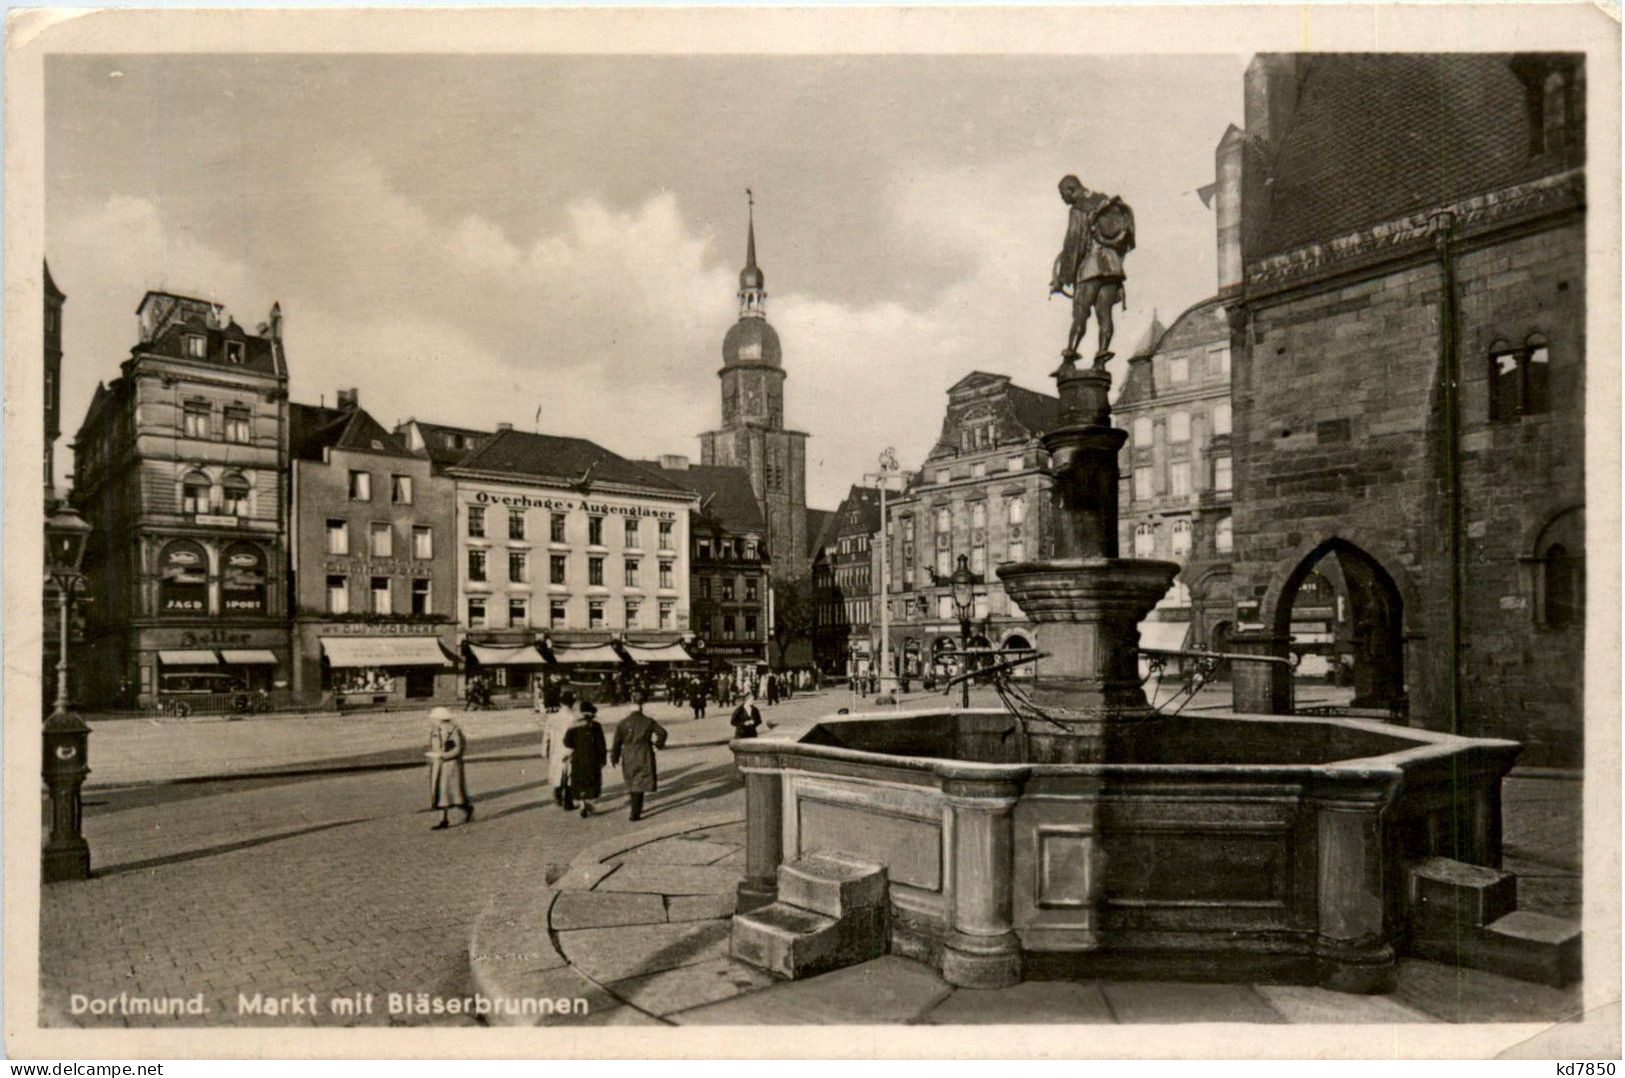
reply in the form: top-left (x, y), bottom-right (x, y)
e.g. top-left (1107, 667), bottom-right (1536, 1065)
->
top-left (1115, 302), bottom-right (1236, 657)
top-left (880, 372), bottom-right (1055, 680)
top-left (1226, 53), bottom-right (1586, 765)
top-left (811, 485), bottom-right (881, 677)
top-left (288, 393), bottom-right (460, 704)
top-left (656, 456), bottom-right (770, 678)
top-left (446, 429), bottom-right (698, 657)
top-left (699, 205), bottom-right (808, 581)
top-left (71, 292), bottom-right (291, 708)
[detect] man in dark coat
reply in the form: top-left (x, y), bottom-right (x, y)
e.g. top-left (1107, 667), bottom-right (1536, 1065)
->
top-left (688, 681), bottom-right (708, 720)
top-left (563, 701), bottom-right (608, 817)
top-left (730, 694), bottom-right (764, 739)
top-left (611, 702), bottom-right (668, 821)
top-left (765, 673), bottom-right (780, 706)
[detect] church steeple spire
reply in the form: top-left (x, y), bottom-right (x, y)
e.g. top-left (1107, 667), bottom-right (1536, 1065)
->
top-left (738, 188), bottom-right (766, 319)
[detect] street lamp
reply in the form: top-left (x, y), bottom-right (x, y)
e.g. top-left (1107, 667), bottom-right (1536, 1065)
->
top-left (950, 553), bottom-right (976, 709)
top-left (43, 502), bottom-right (93, 882)
top-left (864, 448), bottom-right (901, 699)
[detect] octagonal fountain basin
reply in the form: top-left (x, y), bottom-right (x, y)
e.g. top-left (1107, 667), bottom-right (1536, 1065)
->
top-left (730, 709), bottom-right (1521, 993)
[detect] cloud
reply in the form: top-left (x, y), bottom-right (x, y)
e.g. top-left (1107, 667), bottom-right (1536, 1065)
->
top-left (55, 158), bottom-right (1171, 510)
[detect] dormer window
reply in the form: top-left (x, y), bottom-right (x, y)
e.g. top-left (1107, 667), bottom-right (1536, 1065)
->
top-left (184, 335), bottom-right (206, 359)
top-left (225, 340), bottom-right (245, 364)
top-left (1513, 54), bottom-right (1582, 161)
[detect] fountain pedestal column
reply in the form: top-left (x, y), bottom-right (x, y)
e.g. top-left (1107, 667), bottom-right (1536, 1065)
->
top-left (1230, 630), bottom-right (1294, 714)
top-left (997, 363), bottom-right (1179, 762)
top-left (736, 766), bottom-right (784, 913)
top-left (940, 775), bottom-right (1023, 987)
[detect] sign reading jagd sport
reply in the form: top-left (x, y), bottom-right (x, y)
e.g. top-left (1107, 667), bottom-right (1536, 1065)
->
top-left (469, 491), bottom-right (678, 520)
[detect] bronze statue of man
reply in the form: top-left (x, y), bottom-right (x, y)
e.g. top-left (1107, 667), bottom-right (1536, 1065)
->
top-left (1049, 174), bottom-right (1136, 370)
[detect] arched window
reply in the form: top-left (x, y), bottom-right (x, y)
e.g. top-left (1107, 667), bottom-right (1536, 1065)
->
top-left (222, 473), bottom-right (251, 517)
top-left (1543, 543), bottom-right (1581, 629)
top-left (181, 471), bottom-right (212, 514)
top-left (1171, 519), bottom-right (1193, 556)
top-left (1134, 522), bottom-right (1156, 558)
top-left (158, 539), bottom-right (209, 615)
top-left (1488, 334), bottom-right (1552, 421)
top-left (221, 542), bottom-right (268, 615)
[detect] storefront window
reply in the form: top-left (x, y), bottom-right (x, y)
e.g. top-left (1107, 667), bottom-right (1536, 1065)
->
top-left (158, 539), bottom-right (209, 615)
top-left (220, 542), bottom-right (267, 614)
top-left (334, 667), bottom-right (395, 695)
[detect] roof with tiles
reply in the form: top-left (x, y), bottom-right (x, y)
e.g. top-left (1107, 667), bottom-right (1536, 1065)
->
top-left (1257, 53), bottom-right (1578, 257)
top-left (451, 427), bottom-right (689, 495)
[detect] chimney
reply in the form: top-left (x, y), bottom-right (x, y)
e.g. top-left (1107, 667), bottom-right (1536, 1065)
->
top-left (1244, 54), bottom-right (1301, 150)
top-left (659, 453), bottom-right (690, 471)
top-left (336, 387), bottom-right (359, 411)
top-left (1214, 125), bottom-right (1246, 293)
top-left (496, 422), bottom-right (514, 432)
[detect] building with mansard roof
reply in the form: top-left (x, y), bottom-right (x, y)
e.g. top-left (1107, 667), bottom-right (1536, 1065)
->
top-left (71, 292), bottom-right (291, 709)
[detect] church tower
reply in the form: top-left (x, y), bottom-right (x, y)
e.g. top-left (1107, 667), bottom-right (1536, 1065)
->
top-left (700, 193), bottom-right (808, 580)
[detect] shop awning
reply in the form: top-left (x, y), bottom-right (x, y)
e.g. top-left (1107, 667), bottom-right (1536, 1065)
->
top-left (220, 649), bottom-right (278, 665)
top-left (620, 643), bottom-right (694, 664)
top-left (468, 643), bottom-right (549, 666)
top-left (549, 644), bottom-right (625, 665)
top-left (158, 650), bottom-right (219, 666)
top-left (1137, 620), bottom-right (1191, 653)
top-left (321, 636), bottom-right (451, 668)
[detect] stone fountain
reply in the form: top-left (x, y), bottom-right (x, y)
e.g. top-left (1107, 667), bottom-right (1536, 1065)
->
top-left (727, 178), bottom-right (1552, 994)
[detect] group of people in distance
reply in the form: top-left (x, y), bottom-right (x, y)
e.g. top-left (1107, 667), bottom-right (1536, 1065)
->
top-left (423, 679), bottom-right (778, 829)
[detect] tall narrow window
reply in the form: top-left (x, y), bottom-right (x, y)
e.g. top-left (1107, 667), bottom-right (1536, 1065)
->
top-left (411, 578), bottom-right (431, 615)
top-left (413, 525), bottom-right (432, 559)
top-left (467, 505), bottom-right (484, 537)
top-left (588, 600), bottom-right (605, 629)
top-left (1489, 336), bottom-right (1553, 421)
top-left (1216, 517), bottom-right (1234, 554)
top-left (222, 474), bottom-right (250, 516)
top-left (183, 403), bottom-right (211, 439)
top-left (392, 475), bottom-right (413, 505)
top-left (1214, 456), bottom-right (1233, 493)
top-left (624, 600), bottom-right (640, 629)
top-left (625, 518), bottom-right (640, 548)
top-left (348, 470), bottom-right (371, 502)
top-left (327, 519), bottom-right (350, 555)
top-left (1169, 411), bottom-right (1191, 444)
top-left (550, 554), bottom-right (567, 585)
top-left (508, 509), bottom-right (526, 541)
top-left (370, 522), bottom-right (392, 558)
top-left (467, 597), bottom-right (487, 628)
top-left (184, 335), bottom-right (207, 359)
top-left (1213, 401), bottom-right (1233, 437)
top-left (1544, 544), bottom-right (1580, 628)
top-left (371, 577), bottom-right (391, 615)
top-left (181, 472), bottom-right (212, 514)
top-left (468, 548), bottom-right (487, 582)
top-left (1172, 519), bottom-right (1193, 556)
top-left (624, 559), bottom-right (640, 588)
top-left (509, 597), bottom-right (529, 628)
top-left (658, 520), bottom-right (674, 550)
top-left (509, 550), bottom-right (528, 584)
top-left (659, 561), bottom-right (674, 589)
top-left (1134, 523), bottom-right (1156, 558)
top-left (550, 599), bottom-right (568, 627)
top-left (588, 556), bottom-right (605, 587)
top-left (327, 574), bottom-right (349, 614)
top-left (1132, 416), bottom-right (1153, 447)
top-left (1170, 463), bottom-right (1191, 498)
top-left (224, 407), bottom-right (251, 444)
top-left (588, 515), bottom-right (605, 546)
top-left (551, 512), bottom-right (567, 543)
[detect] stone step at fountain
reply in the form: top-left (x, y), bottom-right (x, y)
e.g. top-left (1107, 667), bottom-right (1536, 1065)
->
top-left (1405, 857), bottom-right (1582, 987)
top-left (731, 856), bottom-right (889, 979)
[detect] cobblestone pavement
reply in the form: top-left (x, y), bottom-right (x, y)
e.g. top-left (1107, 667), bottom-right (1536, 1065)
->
top-left (40, 694), bottom-right (800, 1028)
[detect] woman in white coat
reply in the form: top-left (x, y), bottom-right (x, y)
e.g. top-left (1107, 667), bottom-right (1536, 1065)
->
top-left (543, 691), bottom-right (580, 808)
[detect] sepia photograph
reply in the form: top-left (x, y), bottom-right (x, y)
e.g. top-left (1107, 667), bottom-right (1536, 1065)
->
top-left (4, 4), bottom-right (1618, 1062)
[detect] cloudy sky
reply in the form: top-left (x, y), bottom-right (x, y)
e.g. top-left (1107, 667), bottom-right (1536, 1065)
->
top-left (47, 53), bottom-right (1245, 507)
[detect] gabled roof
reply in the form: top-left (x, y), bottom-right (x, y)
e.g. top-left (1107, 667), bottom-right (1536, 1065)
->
top-left (832, 485), bottom-right (882, 539)
top-left (806, 507), bottom-right (838, 559)
top-left (1115, 298), bottom-right (1227, 408)
top-left (1256, 53), bottom-right (1576, 257)
top-left (1006, 384), bottom-right (1060, 436)
top-left (660, 463), bottom-right (766, 534)
top-left (451, 428), bottom-right (689, 495)
top-left (290, 403), bottom-right (414, 461)
top-left (947, 370), bottom-right (1012, 394)
top-left (399, 419), bottom-right (494, 467)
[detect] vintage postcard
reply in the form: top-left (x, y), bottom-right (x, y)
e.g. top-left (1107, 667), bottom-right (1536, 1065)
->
top-left (4, 4), bottom-right (1619, 1061)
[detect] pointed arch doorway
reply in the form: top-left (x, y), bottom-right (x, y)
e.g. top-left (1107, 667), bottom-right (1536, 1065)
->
top-left (1272, 539), bottom-right (1406, 715)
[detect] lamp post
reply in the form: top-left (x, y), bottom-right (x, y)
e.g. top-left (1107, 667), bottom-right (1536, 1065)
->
top-left (43, 502), bottom-right (93, 883)
top-left (864, 448), bottom-right (901, 697)
top-left (950, 553), bottom-right (976, 710)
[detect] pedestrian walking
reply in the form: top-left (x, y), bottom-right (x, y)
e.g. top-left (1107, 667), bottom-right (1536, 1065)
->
top-left (766, 673), bottom-right (780, 706)
top-left (543, 691), bottom-right (579, 808)
top-left (689, 682), bottom-right (708, 720)
top-left (730, 693), bottom-right (765, 739)
top-left (426, 707), bottom-right (474, 830)
top-left (611, 701), bottom-right (668, 822)
top-left (563, 700), bottom-right (608, 817)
